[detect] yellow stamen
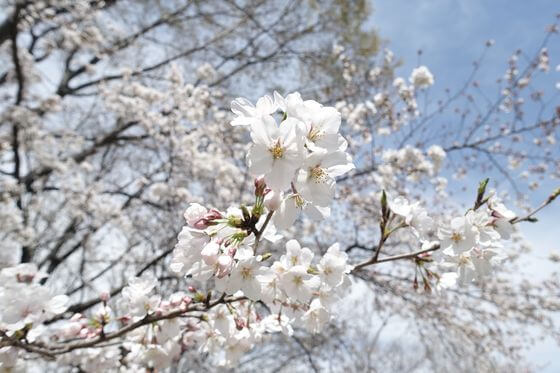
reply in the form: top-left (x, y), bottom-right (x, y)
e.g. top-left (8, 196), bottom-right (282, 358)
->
top-left (451, 232), bottom-right (463, 243)
top-left (269, 140), bottom-right (284, 159)
top-left (241, 267), bottom-right (252, 280)
top-left (308, 126), bottom-right (322, 142)
top-left (310, 166), bottom-right (327, 183)
top-left (294, 194), bottom-right (305, 208)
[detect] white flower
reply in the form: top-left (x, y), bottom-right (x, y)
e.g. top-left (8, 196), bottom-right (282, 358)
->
top-left (471, 247), bottom-right (501, 281)
top-left (294, 149), bottom-right (354, 206)
top-left (225, 257), bottom-right (268, 301)
top-left (196, 63), bottom-right (216, 81)
top-left (0, 347), bottom-right (22, 371)
top-left (280, 239), bottom-right (314, 268)
top-left (276, 92), bottom-right (343, 152)
top-left (121, 274), bottom-right (160, 318)
top-left (0, 284), bottom-right (68, 331)
top-left (247, 116), bottom-right (303, 191)
top-left (264, 190), bottom-right (282, 211)
top-left (169, 227), bottom-right (209, 275)
top-left (140, 344), bottom-right (174, 370)
top-left (452, 253), bottom-right (476, 285)
top-left (211, 305), bottom-right (234, 337)
top-left (230, 95), bottom-right (277, 127)
top-left (279, 266), bottom-right (320, 303)
top-left (427, 145), bottom-right (446, 170)
top-left (488, 196), bottom-right (516, 220)
top-left (493, 218), bottom-right (514, 240)
top-left (273, 193), bottom-right (330, 230)
top-left (155, 318), bottom-right (182, 343)
top-left (466, 210), bottom-right (500, 246)
top-left (261, 314), bottom-right (293, 336)
top-left (221, 330), bottom-right (253, 367)
top-left (488, 196), bottom-right (516, 239)
top-left (410, 65), bottom-right (434, 88)
top-left (216, 254), bottom-right (234, 278)
top-left (317, 243), bottom-right (350, 289)
top-left (301, 299), bottom-right (330, 333)
top-left (436, 272), bottom-right (459, 290)
top-left (438, 216), bottom-right (478, 254)
top-left (201, 241), bottom-right (220, 266)
top-left (256, 269), bottom-right (282, 304)
top-left (388, 196), bottom-right (434, 239)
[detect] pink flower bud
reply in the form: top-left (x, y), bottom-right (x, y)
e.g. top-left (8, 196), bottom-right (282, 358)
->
top-left (254, 177), bottom-right (266, 196)
top-left (193, 209), bottom-right (223, 229)
top-left (193, 218), bottom-right (210, 230)
top-left (235, 318), bottom-right (246, 330)
top-left (184, 203), bottom-right (208, 227)
top-left (99, 291), bottom-right (110, 302)
top-left (16, 273), bottom-right (35, 283)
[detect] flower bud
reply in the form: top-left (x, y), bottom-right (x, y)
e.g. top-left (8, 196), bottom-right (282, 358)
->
top-left (99, 291), bottom-right (110, 302)
top-left (193, 209), bottom-right (223, 229)
top-left (184, 203), bottom-right (208, 227)
top-left (235, 317), bottom-right (245, 330)
top-left (254, 177), bottom-right (266, 197)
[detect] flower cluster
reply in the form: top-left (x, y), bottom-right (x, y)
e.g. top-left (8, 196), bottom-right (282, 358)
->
top-left (386, 189), bottom-right (517, 288)
top-left (231, 92), bottom-right (355, 229)
top-left (162, 92), bottom-right (357, 366)
top-left (169, 200), bottom-right (352, 366)
top-left (436, 195), bottom-right (515, 286)
top-left (409, 65), bottom-right (435, 89)
top-left (0, 264), bottom-right (69, 341)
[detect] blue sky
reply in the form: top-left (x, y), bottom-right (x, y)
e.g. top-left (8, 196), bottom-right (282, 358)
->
top-left (370, 1), bottom-right (560, 370)
top-left (371, 1), bottom-right (559, 89)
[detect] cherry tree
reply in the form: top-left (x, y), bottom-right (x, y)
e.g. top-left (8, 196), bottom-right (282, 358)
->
top-left (0, 1), bottom-right (559, 371)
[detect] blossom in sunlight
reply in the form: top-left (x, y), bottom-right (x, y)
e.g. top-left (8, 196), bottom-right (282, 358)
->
top-left (273, 192), bottom-right (330, 230)
top-left (230, 94), bottom-right (278, 127)
top-left (488, 196), bottom-right (516, 239)
top-left (317, 243), bottom-right (350, 289)
top-left (222, 257), bottom-right (269, 301)
top-left (301, 299), bottom-right (330, 333)
top-left (409, 65), bottom-right (434, 88)
top-left (120, 274), bottom-right (161, 318)
top-left (280, 239), bottom-right (314, 268)
top-left (295, 149), bottom-right (355, 207)
top-left (276, 92), bottom-right (344, 152)
top-left (438, 216), bottom-right (478, 254)
top-left (388, 196), bottom-right (434, 239)
top-left (427, 145), bottom-right (446, 170)
top-left (279, 265), bottom-right (320, 303)
top-left (246, 116), bottom-right (304, 191)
